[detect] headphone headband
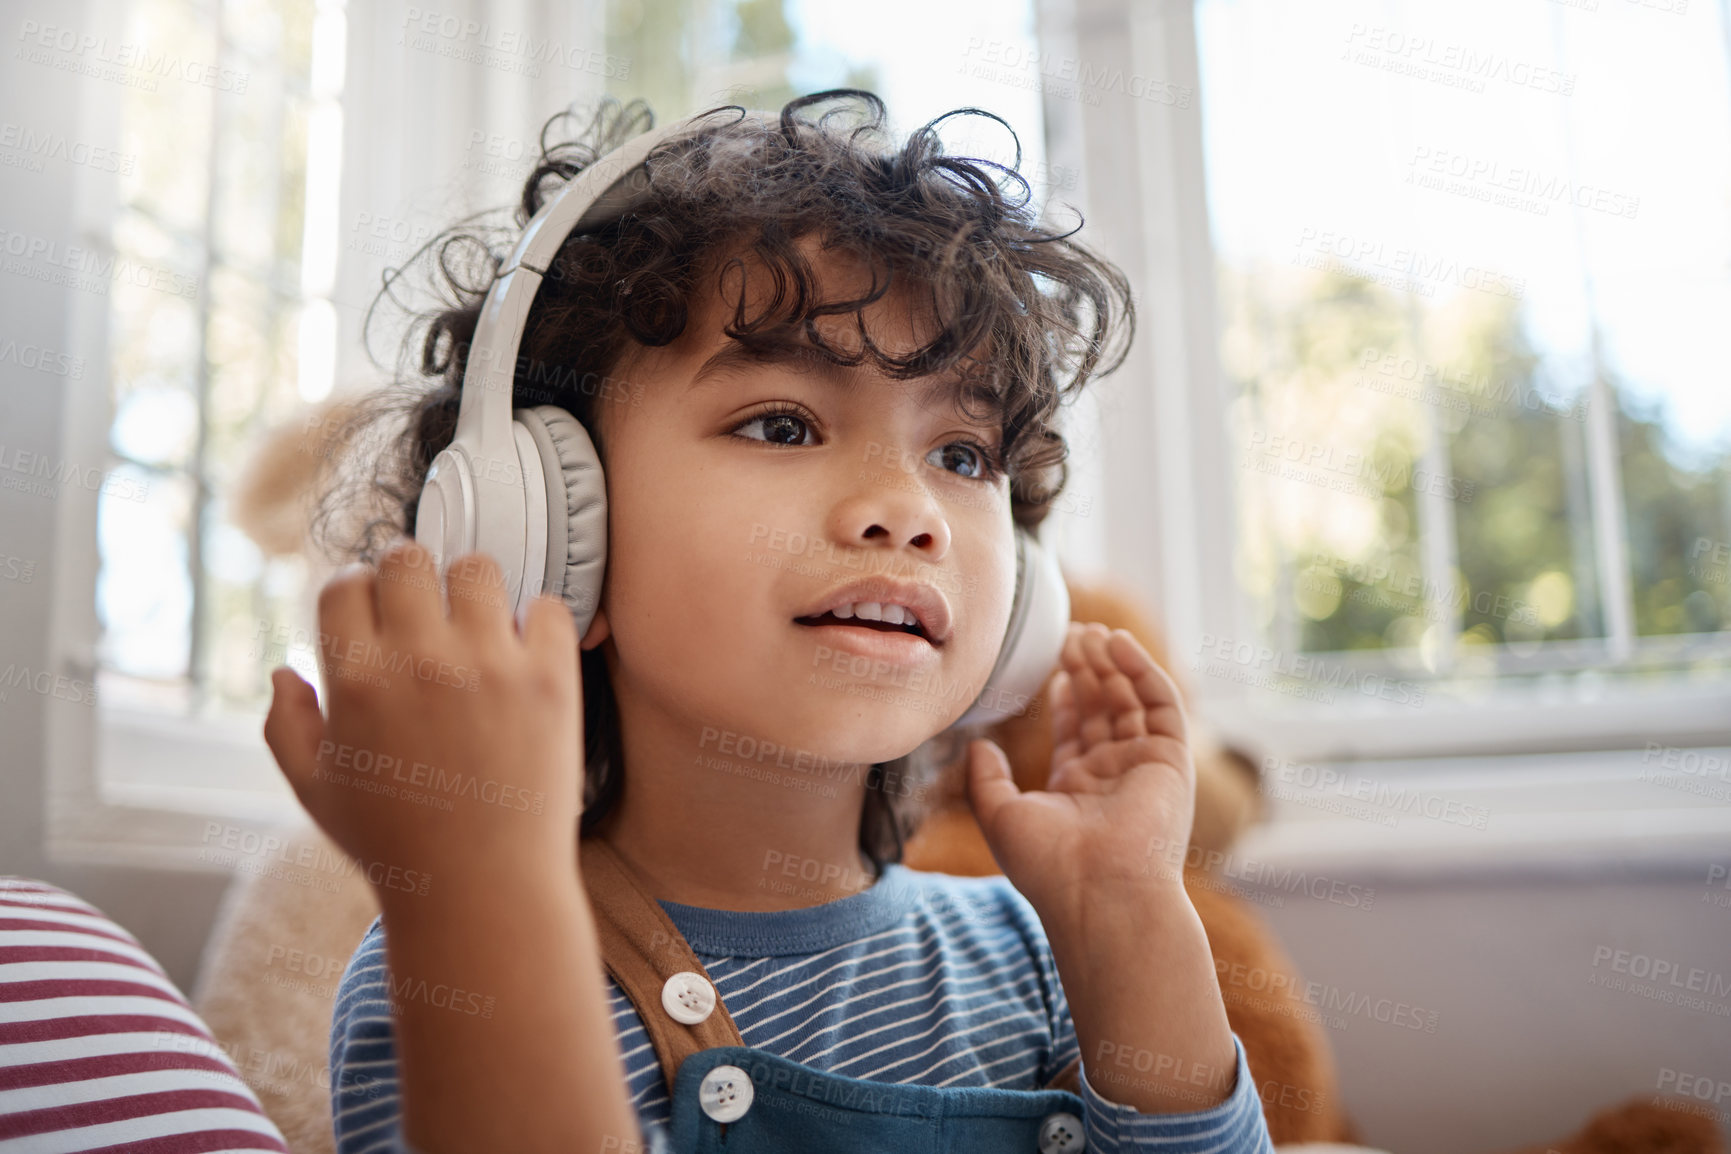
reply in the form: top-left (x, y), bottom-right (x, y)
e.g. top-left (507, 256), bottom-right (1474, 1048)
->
top-left (451, 112), bottom-right (778, 551)
top-left (417, 104), bottom-right (1069, 733)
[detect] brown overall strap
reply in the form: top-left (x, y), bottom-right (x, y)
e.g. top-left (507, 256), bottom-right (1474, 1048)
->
top-left (578, 836), bottom-right (746, 1094)
top-left (1045, 1055), bottom-right (1081, 1095)
top-left (578, 836), bottom-right (1084, 1097)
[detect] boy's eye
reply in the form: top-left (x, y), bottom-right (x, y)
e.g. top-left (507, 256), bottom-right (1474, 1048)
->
top-left (731, 406), bottom-right (999, 481)
top-left (929, 443), bottom-right (990, 480)
top-left (733, 411), bottom-right (815, 446)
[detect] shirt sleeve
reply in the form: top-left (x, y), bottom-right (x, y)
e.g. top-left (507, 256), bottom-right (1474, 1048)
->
top-left (329, 915), bottom-right (408, 1154)
top-left (330, 917), bottom-right (669, 1154)
top-left (1075, 1032), bottom-right (1274, 1153)
top-left (994, 879), bottom-right (1276, 1154)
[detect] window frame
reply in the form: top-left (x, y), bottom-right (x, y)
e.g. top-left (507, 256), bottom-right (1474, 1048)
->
top-left (35, 0), bottom-right (1731, 874)
top-left (1032, 0), bottom-right (1731, 765)
top-left (40, 0), bottom-right (614, 870)
top-left (34, 0), bottom-right (335, 871)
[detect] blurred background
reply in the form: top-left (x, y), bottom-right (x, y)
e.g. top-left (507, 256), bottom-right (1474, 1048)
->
top-left (1, 0), bottom-right (1727, 1149)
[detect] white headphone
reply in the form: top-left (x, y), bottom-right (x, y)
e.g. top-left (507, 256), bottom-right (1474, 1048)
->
top-left (414, 107), bottom-right (1071, 730)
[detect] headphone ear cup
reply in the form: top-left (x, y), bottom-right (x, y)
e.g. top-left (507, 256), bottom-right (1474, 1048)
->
top-left (516, 405), bottom-right (607, 640)
top-left (949, 529), bottom-right (1071, 731)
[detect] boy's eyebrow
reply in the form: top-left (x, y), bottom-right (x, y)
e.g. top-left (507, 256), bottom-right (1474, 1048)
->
top-left (688, 342), bottom-right (845, 391)
top-left (688, 341), bottom-right (1004, 420)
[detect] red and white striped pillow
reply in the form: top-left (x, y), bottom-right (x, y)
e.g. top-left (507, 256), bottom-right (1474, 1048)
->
top-left (0, 877), bottom-right (288, 1153)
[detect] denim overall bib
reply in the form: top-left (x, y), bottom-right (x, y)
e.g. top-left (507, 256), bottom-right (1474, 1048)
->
top-left (579, 837), bottom-right (1090, 1153)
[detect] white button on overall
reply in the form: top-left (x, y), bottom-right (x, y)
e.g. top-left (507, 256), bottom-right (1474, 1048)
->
top-left (660, 970), bottom-right (716, 1025)
top-left (698, 1063), bottom-right (754, 1123)
top-left (1037, 1110), bottom-right (1085, 1153)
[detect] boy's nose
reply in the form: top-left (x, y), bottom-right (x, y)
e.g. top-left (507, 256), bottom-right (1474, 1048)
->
top-left (860, 521), bottom-right (938, 552)
top-left (829, 483), bottom-right (952, 562)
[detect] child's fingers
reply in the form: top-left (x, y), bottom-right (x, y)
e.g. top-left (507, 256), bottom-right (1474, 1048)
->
top-left (1048, 668), bottom-right (1079, 752)
top-left (521, 593), bottom-right (580, 686)
top-left (1056, 621), bottom-right (1087, 674)
top-left (262, 667), bottom-right (324, 797)
top-left (1075, 628), bottom-right (1149, 741)
top-left (375, 540), bottom-right (444, 640)
top-left (1060, 624), bottom-right (1103, 699)
top-left (964, 738), bottom-right (1020, 828)
top-left (1068, 624), bottom-right (1189, 745)
top-left (1071, 625), bottom-right (1118, 750)
top-left (1103, 629), bottom-right (1188, 743)
top-left (315, 563), bottom-right (379, 683)
top-left (445, 550), bottom-right (516, 652)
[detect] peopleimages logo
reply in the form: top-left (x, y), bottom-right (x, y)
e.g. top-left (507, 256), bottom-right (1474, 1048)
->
top-left (1263, 757), bottom-right (1490, 831)
top-left (1302, 548), bottom-right (1543, 627)
top-left (1352, 346), bottom-right (1586, 423)
top-left (0, 121), bottom-right (135, 175)
top-left (14, 19), bottom-right (250, 92)
top-left (957, 37), bottom-right (1192, 109)
top-left (397, 8), bottom-right (630, 79)
top-left (198, 822), bottom-right (431, 897)
top-left (1191, 633), bottom-right (1429, 708)
top-left (1589, 946), bottom-right (1731, 1002)
top-left (1342, 24), bottom-right (1576, 95)
top-left (0, 225), bottom-right (200, 300)
top-left (0, 337), bottom-right (84, 378)
top-left (1404, 145), bottom-right (1640, 220)
top-left (1140, 835), bottom-right (1377, 911)
top-left (1292, 227), bottom-right (1527, 300)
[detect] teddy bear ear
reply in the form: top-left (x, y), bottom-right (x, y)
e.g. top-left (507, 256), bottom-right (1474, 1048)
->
top-left (228, 397), bottom-right (362, 558)
top-left (1188, 732), bottom-right (1265, 859)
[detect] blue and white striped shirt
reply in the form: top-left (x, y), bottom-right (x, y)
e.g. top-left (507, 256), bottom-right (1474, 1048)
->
top-left (329, 863), bottom-right (1274, 1153)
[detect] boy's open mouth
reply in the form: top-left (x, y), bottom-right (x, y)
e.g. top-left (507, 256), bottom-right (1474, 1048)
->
top-left (793, 579), bottom-right (952, 648)
top-left (794, 610), bottom-right (930, 642)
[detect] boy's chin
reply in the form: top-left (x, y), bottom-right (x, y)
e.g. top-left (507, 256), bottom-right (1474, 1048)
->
top-left (767, 705), bottom-right (941, 763)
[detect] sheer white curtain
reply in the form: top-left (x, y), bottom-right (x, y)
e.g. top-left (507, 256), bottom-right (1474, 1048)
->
top-left (332, 0), bottom-right (610, 392)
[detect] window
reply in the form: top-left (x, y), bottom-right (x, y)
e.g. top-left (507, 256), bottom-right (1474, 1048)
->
top-left (31, 0), bottom-right (350, 854)
top-left (40, 0), bottom-right (1722, 869)
top-left (603, 0), bottom-right (1053, 191)
top-left (1198, 0), bottom-right (1731, 670)
top-left (1012, 0), bottom-right (1731, 869)
top-left (1186, 0), bottom-right (1731, 753)
top-left (98, 0), bottom-right (346, 740)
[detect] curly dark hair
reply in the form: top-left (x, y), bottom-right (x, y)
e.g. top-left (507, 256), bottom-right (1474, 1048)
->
top-left (309, 89), bottom-right (1133, 873)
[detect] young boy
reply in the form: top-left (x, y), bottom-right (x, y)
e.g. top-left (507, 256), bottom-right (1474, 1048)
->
top-left (263, 91), bottom-right (1276, 1153)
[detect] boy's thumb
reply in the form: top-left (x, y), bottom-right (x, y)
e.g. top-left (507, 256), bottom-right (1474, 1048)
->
top-left (262, 667), bottom-right (324, 791)
top-left (964, 738), bottom-right (1019, 823)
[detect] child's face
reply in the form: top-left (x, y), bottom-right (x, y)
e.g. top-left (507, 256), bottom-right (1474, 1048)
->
top-left (584, 246), bottom-right (1018, 767)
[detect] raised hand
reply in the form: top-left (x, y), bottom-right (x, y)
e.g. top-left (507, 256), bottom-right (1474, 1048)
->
top-left (964, 621), bottom-right (1197, 917)
top-left (965, 622), bottom-right (1241, 1116)
top-left (265, 540), bottom-right (649, 1154)
top-left (262, 540), bottom-right (586, 891)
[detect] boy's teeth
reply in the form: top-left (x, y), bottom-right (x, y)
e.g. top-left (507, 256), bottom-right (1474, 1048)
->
top-left (823, 602), bottom-right (917, 629)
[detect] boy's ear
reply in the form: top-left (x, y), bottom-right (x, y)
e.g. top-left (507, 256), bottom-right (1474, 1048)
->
top-left (580, 606), bottom-right (611, 651)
